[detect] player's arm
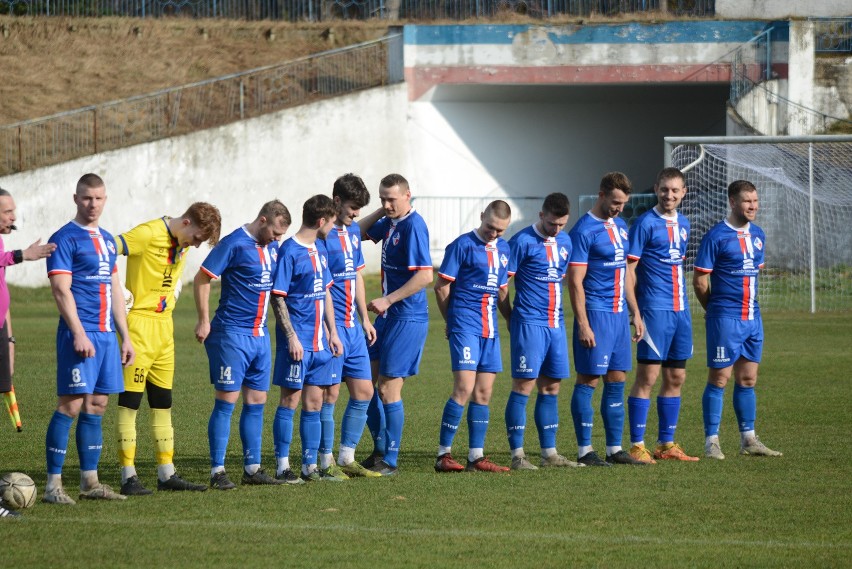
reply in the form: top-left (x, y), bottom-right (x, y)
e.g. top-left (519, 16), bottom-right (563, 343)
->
top-left (271, 294), bottom-right (303, 361)
top-left (693, 270), bottom-right (711, 310)
top-left (193, 270), bottom-right (213, 343)
top-left (624, 260), bottom-right (644, 342)
top-left (433, 276), bottom-right (451, 322)
top-left (5, 310), bottom-right (13, 377)
top-left (323, 289), bottom-right (343, 357)
top-left (368, 268), bottom-right (433, 315)
top-left (357, 207), bottom-right (385, 237)
top-left (355, 271), bottom-right (376, 346)
top-left (49, 273), bottom-right (95, 358)
top-left (568, 264), bottom-right (595, 348)
top-left (497, 284), bottom-right (511, 323)
top-left (110, 271), bottom-right (135, 366)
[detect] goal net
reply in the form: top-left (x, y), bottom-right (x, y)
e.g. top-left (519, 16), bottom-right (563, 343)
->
top-left (668, 137), bottom-right (852, 312)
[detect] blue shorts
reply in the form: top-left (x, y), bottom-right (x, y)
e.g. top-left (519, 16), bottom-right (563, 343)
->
top-left (573, 311), bottom-right (632, 375)
top-left (449, 332), bottom-right (502, 373)
top-left (333, 325), bottom-right (372, 381)
top-left (367, 316), bottom-right (385, 362)
top-left (273, 348), bottom-right (338, 389)
top-left (371, 318), bottom-right (428, 378)
top-left (706, 317), bottom-right (763, 368)
top-left (205, 330), bottom-right (271, 392)
top-left (637, 309), bottom-right (693, 362)
top-left (510, 320), bottom-right (570, 380)
top-left (56, 330), bottom-right (124, 396)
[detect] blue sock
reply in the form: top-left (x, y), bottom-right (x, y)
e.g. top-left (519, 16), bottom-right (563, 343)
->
top-left (534, 393), bottom-right (559, 450)
top-left (239, 403), bottom-right (264, 468)
top-left (439, 399), bottom-right (464, 448)
top-left (300, 410), bottom-right (321, 469)
top-left (382, 400), bottom-right (404, 468)
top-left (570, 384), bottom-right (595, 447)
top-left (273, 406), bottom-right (295, 462)
top-left (366, 390), bottom-right (386, 455)
top-left (628, 396), bottom-right (650, 444)
top-left (601, 382), bottom-right (626, 448)
top-left (505, 391), bottom-right (529, 451)
top-left (467, 402), bottom-right (490, 451)
top-left (45, 411), bottom-right (74, 475)
top-left (339, 398), bottom-right (369, 449)
top-left (732, 384), bottom-right (756, 433)
top-left (76, 412), bottom-right (103, 472)
top-left (319, 402), bottom-right (335, 455)
top-left (657, 396), bottom-right (681, 443)
top-left (208, 399), bottom-right (235, 468)
top-left (702, 384), bottom-right (725, 437)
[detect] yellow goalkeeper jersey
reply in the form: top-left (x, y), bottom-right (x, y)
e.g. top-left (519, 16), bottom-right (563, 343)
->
top-left (117, 217), bottom-right (188, 315)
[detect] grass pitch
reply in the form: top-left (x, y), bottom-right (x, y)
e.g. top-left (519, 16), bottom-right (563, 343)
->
top-left (1, 282), bottom-right (850, 568)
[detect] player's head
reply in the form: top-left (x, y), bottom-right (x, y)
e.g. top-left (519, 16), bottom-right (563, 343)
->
top-left (0, 188), bottom-right (16, 235)
top-left (255, 199), bottom-right (291, 246)
top-left (378, 173), bottom-right (411, 220)
top-left (596, 171), bottom-right (632, 219)
top-left (175, 202), bottom-right (222, 248)
top-left (537, 192), bottom-right (570, 238)
top-left (333, 173), bottom-right (370, 227)
top-left (74, 173), bottom-right (107, 226)
top-left (302, 194), bottom-right (337, 239)
top-left (477, 200), bottom-right (511, 242)
top-left (654, 167), bottom-right (687, 215)
top-left (727, 180), bottom-right (758, 224)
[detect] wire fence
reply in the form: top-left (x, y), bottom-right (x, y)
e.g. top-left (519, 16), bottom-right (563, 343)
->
top-left (0, 0), bottom-right (715, 19)
top-left (0, 33), bottom-right (403, 176)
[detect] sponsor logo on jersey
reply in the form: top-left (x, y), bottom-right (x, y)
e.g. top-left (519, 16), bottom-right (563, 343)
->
top-left (392, 233), bottom-right (400, 246)
top-left (560, 247), bottom-right (568, 260)
top-left (500, 253), bottom-right (508, 267)
top-left (619, 228), bottom-right (628, 241)
top-left (680, 227), bottom-right (688, 242)
top-left (754, 237), bottom-right (763, 250)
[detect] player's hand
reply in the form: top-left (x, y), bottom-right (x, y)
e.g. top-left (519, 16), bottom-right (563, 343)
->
top-left (329, 334), bottom-right (344, 358)
top-left (72, 331), bottom-right (96, 358)
top-left (288, 335), bottom-right (304, 362)
top-left (121, 338), bottom-right (135, 367)
top-left (23, 239), bottom-right (57, 261)
top-left (630, 314), bottom-right (644, 343)
top-left (367, 296), bottom-right (391, 315)
top-left (578, 323), bottom-right (596, 348)
top-left (362, 319), bottom-right (377, 346)
top-left (195, 321), bottom-right (210, 344)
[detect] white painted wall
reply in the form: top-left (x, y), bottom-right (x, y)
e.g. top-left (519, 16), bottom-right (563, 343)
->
top-left (0, 84), bottom-right (411, 286)
top-left (716, 0), bottom-right (852, 18)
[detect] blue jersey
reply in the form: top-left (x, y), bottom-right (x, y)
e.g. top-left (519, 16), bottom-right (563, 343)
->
top-left (507, 225), bottom-right (571, 328)
top-left (627, 207), bottom-right (690, 312)
top-left (47, 221), bottom-right (119, 333)
top-left (366, 209), bottom-right (432, 322)
top-left (694, 220), bottom-right (765, 321)
top-left (326, 223), bottom-right (366, 329)
top-left (272, 237), bottom-right (334, 351)
top-left (200, 226), bottom-right (279, 336)
top-left (438, 230), bottom-right (510, 338)
top-left (569, 212), bottom-right (629, 314)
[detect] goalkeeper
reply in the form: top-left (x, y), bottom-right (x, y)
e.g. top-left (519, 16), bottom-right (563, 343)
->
top-left (116, 203), bottom-right (221, 495)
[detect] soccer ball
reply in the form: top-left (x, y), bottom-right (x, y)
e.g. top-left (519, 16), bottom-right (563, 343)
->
top-left (0, 472), bottom-right (37, 509)
top-left (124, 287), bottom-right (134, 313)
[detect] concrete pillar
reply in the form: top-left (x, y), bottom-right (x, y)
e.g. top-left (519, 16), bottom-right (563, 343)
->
top-left (787, 20), bottom-right (816, 135)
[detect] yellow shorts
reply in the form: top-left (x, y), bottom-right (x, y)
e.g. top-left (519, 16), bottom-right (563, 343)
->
top-left (123, 311), bottom-right (175, 392)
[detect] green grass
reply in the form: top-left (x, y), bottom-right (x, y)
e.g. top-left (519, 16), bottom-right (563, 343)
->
top-left (2, 282), bottom-right (851, 568)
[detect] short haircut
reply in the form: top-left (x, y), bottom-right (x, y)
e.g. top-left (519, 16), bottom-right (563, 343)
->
top-left (258, 199), bottom-right (292, 227)
top-left (380, 173), bottom-right (409, 192)
top-left (656, 167), bottom-right (685, 187)
top-left (333, 174), bottom-right (370, 208)
top-left (600, 172), bottom-right (632, 195)
top-left (542, 192), bottom-right (570, 217)
top-left (484, 199), bottom-right (511, 220)
top-left (302, 194), bottom-right (337, 227)
top-left (728, 180), bottom-right (757, 199)
top-left (181, 202), bottom-right (222, 246)
top-left (0, 188), bottom-right (10, 198)
top-left (76, 173), bottom-right (105, 194)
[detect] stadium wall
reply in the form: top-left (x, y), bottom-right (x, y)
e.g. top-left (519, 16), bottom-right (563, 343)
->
top-left (716, 0), bottom-right (851, 19)
top-left (0, 83), bottom-right (410, 287)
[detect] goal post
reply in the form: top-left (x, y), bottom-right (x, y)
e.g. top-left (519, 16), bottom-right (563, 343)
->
top-left (664, 135), bottom-right (852, 313)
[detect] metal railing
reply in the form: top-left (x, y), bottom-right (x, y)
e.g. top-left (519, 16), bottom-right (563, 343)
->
top-left (0, 0), bottom-right (714, 19)
top-left (812, 17), bottom-right (852, 53)
top-left (0, 33), bottom-right (402, 176)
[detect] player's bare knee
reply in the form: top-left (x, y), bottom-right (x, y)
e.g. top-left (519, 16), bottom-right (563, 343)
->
top-left (82, 393), bottom-right (109, 415)
top-left (511, 378), bottom-right (534, 396)
top-left (146, 384), bottom-right (172, 409)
